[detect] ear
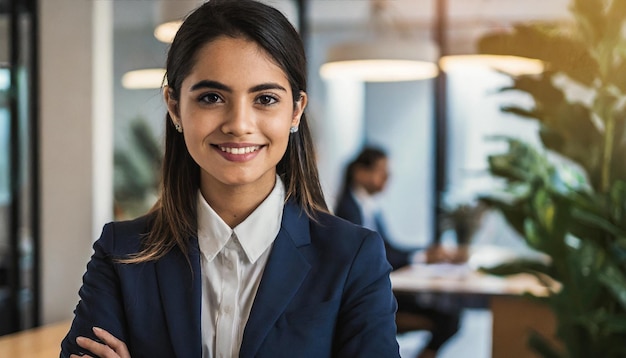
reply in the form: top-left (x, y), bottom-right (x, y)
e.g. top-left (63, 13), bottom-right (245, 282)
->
top-left (163, 85), bottom-right (181, 125)
top-left (291, 91), bottom-right (308, 128)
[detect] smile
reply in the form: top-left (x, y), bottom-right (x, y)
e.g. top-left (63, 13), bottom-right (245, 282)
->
top-left (218, 145), bottom-right (261, 155)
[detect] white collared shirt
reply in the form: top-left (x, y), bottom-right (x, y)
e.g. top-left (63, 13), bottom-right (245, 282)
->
top-left (351, 185), bottom-right (380, 231)
top-left (197, 176), bottom-right (285, 358)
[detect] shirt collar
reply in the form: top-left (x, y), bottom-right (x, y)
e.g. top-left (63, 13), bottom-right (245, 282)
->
top-left (197, 175), bottom-right (285, 263)
top-left (352, 185), bottom-right (379, 213)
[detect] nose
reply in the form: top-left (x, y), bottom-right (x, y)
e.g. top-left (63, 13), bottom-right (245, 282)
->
top-left (220, 99), bottom-right (254, 136)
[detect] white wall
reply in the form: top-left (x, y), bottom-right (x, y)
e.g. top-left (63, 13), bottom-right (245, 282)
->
top-left (445, 65), bottom-right (540, 204)
top-left (39, 0), bottom-right (113, 324)
top-left (364, 80), bottom-right (435, 249)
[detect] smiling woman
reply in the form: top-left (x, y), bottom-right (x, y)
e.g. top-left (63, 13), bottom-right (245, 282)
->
top-left (60, 1), bottom-right (400, 357)
top-left (165, 36), bottom-right (306, 215)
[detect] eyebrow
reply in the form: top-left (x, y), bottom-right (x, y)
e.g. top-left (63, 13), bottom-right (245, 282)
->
top-left (189, 80), bottom-right (287, 93)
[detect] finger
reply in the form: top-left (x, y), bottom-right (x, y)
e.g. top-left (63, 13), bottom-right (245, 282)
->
top-left (93, 327), bottom-right (130, 358)
top-left (70, 355), bottom-right (93, 358)
top-left (76, 336), bottom-right (118, 358)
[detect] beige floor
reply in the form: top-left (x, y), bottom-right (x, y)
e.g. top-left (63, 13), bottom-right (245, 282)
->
top-left (398, 309), bottom-right (492, 358)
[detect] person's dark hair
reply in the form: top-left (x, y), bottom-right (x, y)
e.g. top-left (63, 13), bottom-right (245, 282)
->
top-left (341, 146), bottom-right (388, 194)
top-left (126, 0), bottom-right (327, 263)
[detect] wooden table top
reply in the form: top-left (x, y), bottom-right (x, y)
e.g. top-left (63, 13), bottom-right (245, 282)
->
top-left (0, 319), bottom-right (71, 357)
top-left (390, 263), bottom-right (555, 297)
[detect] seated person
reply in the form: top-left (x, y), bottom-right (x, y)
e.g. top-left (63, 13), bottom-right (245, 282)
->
top-left (335, 146), bottom-right (460, 358)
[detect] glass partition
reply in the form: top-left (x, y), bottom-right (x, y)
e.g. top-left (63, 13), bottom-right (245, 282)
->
top-left (0, 0), bottom-right (38, 335)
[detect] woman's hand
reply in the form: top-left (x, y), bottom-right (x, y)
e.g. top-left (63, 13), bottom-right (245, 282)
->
top-left (70, 327), bottom-right (130, 358)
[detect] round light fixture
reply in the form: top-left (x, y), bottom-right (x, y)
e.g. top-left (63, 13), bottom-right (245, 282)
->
top-left (121, 68), bottom-right (167, 90)
top-left (320, 40), bottom-right (439, 82)
top-left (154, 20), bottom-right (182, 44)
top-left (439, 54), bottom-right (544, 76)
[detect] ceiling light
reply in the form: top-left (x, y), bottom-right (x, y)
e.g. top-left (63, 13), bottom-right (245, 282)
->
top-left (154, 1), bottom-right (199, 44)
top-left (121, 68), bottom-right (166, 90)
top-left (154, 20), bottom-right (182, 44)
top-left (439, 54), bottom-right (544, 76)
top-left (320, 0), bottom-right (439, 82)
top-left (320, 40), bottom-right (439, 82)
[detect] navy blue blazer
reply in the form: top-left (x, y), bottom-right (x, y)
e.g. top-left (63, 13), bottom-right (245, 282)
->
top-left (334, 189), bottom-right (412, 271)
top-left (61, 201), bottom-right (400, 358)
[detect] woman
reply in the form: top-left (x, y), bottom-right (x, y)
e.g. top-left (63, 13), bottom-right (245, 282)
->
top-left (60, 1), bottom-right (399, 357)
top-left (335, 147), bottom-right (460, 358)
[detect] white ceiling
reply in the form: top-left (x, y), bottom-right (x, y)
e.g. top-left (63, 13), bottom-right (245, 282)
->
top-left (114, 0), bottom-right (572, 30)
top-left (113, 0), bottom-right (572, 58)
top-left (308, 0), bottom-right (571, 26)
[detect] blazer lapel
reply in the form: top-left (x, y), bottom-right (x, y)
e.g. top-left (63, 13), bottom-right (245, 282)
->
top-left (155, 238), bottom-right (202, 358)
top-left (239, 202), bottom-right (311, 357)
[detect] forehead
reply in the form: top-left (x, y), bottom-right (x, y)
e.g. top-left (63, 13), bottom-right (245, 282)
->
top-left (185, 36), bottom-right (290, 89)
top-left (372, 157), bottom-right (388, 169)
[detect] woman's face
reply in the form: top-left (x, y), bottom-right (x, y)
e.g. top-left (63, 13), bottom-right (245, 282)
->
top-left (165, 36), bottom-right (307, 197)
top-left (356, 157), bottom-right (390, 195)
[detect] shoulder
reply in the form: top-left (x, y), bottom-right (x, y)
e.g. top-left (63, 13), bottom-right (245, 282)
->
top-left (96, 213), bottom-right (155, 256)
top-left (334, 190), bottom-right (360, 221)
top-left (334, 189), bottom-right (353, 209)
top-left (308, 211), bottom-right (384, 257)
top-left (313, 211), bottom-right (369, 237)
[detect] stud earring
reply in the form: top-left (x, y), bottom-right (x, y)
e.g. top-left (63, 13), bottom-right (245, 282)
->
top-left (174, 123), bottom-right (183, 133)
top-left (290, 126), bottom-right (299, 133)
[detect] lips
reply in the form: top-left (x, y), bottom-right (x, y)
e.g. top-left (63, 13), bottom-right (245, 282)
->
top-left (218, 145), bottom-right (261, 155)
top-left (213, 143), bottom-right (264, 162)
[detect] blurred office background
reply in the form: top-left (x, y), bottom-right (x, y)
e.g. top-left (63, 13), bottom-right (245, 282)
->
top-left (0, 0), bottom-right (571, 356)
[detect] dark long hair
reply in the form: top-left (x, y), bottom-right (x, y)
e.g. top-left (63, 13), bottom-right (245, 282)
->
top-left (127, 0), bottom-right (327, 263)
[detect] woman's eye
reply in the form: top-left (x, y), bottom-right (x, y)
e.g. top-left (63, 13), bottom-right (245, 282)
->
top-left (199, 93), bottom-right (222, 104)
top-left (257, 95), bottom-right (278, 106)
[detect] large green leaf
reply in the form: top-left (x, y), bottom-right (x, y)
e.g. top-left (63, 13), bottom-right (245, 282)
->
top-left (609, 181), bottom-right (626, 224)
top-left (528, 330), bottom-right (565, 358)
top-left (480, 259), bottom-right (556, 281)
top-left (570, 0), bottom-right (610, 45)
top-left (478, 24), bottom-right (598, 86)
top-left (608, 52), bottom-right (626, 93)
top-left (571, 207), bottom-right (626, 239)
top-left (598, 263), bottom-right (626, 311)
top-left (564, 241), bottom-right (604, 309)
top-left (601, 314), bottom-right (626, 334)
top-left (479, 195), bottom-right (527, 236)
top-left (500, 105), bottom-right (540, 121)
top-left (498, 74), bottom-right (564, 105)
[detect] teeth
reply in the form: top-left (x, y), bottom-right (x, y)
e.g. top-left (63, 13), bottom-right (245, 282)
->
top-left (219, 146), bottom-right (260, 155)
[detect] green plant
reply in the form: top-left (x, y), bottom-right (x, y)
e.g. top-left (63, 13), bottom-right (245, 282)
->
top-left (476, 0), bottom-right (626, 356)
top-left (439, 201), bottom-right (488, 246)
top-left (114, 118), bottom-right (162, 219)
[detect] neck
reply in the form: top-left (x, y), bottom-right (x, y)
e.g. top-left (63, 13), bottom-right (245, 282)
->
top-left (200, 177), bottom-right (276, 228)
top-left (353, 184), bottom-right (374, 197)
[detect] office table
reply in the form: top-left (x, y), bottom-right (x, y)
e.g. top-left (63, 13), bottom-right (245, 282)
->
top-left (390, 263), bottom-right (560, 358)
top-left (0, 319), bottom-right (71, 357)
top-left (390, 263), bottom-right (552, 297)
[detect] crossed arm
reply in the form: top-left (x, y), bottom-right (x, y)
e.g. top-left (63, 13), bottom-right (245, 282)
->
top-left (71, 327), bottom-right (129, 358)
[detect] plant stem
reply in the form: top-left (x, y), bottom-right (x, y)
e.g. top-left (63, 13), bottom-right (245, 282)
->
top-left (601, 107), bottom-right (614, 194)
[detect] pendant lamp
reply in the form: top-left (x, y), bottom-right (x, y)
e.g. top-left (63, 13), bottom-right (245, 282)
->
top-left (121, 1), bottom-right (198, 89)
top-left (439, 54), bottom-right (544, 76)
top-left (437, 22), bottom-right (545, 76)
top-left (121, 68), bottom-right (167, 90)
top-left (154, 1), bottom-right (199, 43)
top-left (320, 0), bottom-right (439, 82)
